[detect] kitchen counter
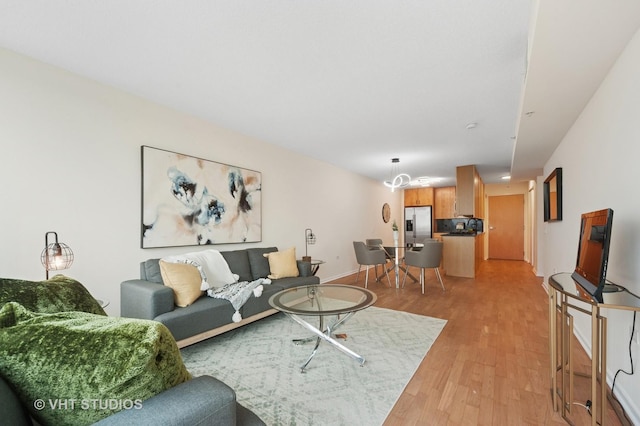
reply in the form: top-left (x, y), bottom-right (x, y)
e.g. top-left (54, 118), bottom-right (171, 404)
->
top-left (441, 233), bottom-right (484, 278)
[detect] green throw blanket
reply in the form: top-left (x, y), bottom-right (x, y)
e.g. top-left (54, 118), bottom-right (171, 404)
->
top-left (0, 302), bottom-right (192, 426)
top-left (0, 275), bottom-right (106, 315)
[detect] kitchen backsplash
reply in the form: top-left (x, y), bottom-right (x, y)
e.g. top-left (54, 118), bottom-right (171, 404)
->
top-left (436, 218), bottom-right (484, 233)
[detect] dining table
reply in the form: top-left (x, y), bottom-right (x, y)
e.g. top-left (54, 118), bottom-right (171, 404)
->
top-left (380, 242), bottom-right (419, 288)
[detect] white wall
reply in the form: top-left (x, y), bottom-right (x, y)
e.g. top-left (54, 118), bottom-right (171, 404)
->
top-left (541, 28), bottom-right (640, 422)
top-left (0, 47), bottom-right (403, 316)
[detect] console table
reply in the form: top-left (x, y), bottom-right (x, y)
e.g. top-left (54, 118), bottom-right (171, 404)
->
top-left (548, 273), bottom-right (640, 425)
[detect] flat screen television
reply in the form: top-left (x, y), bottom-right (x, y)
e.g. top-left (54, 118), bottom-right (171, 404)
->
top-left (571, 208), bottom-right (614, 303)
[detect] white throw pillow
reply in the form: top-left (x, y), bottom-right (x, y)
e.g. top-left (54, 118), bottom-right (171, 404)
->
top-left (163, 249), bottom-right (238, 289)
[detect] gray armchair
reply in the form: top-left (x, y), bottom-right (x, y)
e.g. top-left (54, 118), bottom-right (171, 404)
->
top-left (365, 238), bottom-right (393, 276)
top-left (365, 238), bottom-right (383, 249)
top-left (353, 241), bottom-right (391, 288)
top-left (402, 240), bottom-right (445, 294)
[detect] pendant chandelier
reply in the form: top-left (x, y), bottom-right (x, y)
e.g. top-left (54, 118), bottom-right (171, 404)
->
top-left (383, 158), bottom-right (411, 192)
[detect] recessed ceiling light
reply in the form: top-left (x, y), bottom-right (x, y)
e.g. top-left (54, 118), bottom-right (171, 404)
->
top-left (501, 175), bottom-right (511, 180)
top-left (465, 122), bottom-right (478, 130)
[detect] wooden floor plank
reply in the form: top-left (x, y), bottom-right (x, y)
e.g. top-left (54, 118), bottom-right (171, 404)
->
top-left (328, 259), bottom-right (623, 425)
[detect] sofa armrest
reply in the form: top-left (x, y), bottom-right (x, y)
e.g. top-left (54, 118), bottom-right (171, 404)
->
top-left (0, 376), bottom-right (32, 426)
top-left (94, 376), bottom-right (246, 426)
top-left (297, 260), bottom-right (313, 277)
top-left (120, 279), bottom-right (174, 319)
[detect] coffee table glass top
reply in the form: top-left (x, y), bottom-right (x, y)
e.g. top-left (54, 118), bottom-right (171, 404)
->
top-left (269, 284), bottom-right (376, 316)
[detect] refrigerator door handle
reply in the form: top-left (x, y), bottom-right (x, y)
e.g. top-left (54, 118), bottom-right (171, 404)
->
top-left (412, 214), bottom-right (417, 239)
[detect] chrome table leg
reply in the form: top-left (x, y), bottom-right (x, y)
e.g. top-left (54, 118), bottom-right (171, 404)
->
top-left (286, 312), bottom-right (365, 372)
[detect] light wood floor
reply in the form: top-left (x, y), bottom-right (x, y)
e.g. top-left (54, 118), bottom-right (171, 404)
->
top-left (327, 259), bottom-right (625, 425)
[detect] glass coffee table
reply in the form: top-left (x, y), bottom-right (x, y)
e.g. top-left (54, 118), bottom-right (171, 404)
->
top-left (269, 284), bottom-right (377, 372)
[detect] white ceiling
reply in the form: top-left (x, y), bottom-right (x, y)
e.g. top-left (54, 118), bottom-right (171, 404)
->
top-left (512, 0), bottom-right (640, 181)
top-left (1, 1), bottom-right (638, 186)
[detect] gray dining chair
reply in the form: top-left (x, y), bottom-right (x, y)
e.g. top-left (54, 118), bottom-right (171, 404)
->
top-left (365, 238), bottom-right (393, 275)
top-left (402, 240), bottom-right (445, 294)
top-left (353, 241), bottom-right (391, 288)
top-left (365, 238), bottom-right (382, 248)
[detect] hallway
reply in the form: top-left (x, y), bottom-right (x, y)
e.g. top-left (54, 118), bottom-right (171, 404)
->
top-left (329, 259), bottom-right (623, 425)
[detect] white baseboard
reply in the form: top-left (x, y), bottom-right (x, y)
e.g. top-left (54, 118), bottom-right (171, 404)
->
top-left (319, 269), bottom-right (360, 284)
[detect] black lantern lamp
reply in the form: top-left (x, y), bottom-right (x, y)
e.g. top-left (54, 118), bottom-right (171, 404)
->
top-left (41, 231), bottom-right (74, 279)
top-left (303, 228), bottom-right (316, 262)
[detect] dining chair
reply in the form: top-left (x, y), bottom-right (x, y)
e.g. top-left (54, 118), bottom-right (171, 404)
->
top-left (353, 241), bottom-right (391, 288)
top-left (365, 238), bottom-right (393, 275)
top-left (365, 238), bottom-right (383, 249)
top-left (402, 240), bottom-right (445, 294)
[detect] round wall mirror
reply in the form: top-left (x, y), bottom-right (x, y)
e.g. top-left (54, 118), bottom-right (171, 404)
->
top-left (382, 203), bottom-right (391, 223)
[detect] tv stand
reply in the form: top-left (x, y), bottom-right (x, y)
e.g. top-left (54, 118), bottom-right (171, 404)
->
top-left (549, 273), bottom-right (640, 425)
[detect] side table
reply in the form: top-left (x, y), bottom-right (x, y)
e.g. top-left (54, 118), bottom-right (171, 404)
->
top-left (299, 259), bottom-right (325, 276)
top-left (549, 273), bottom-right (640, 425)
top-left (96, 299), bottom-right (110, 309)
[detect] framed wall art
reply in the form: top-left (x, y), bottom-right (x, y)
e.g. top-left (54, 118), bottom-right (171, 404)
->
top-left (543, 167), bottom-right (562, 222)
top-left (141, 145), bottom-right (262, 248)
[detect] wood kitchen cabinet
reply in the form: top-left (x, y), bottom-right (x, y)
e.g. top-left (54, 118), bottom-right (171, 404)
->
top-left (434, 186), bottom-right (456, 219)
top-left (455, 165), bottom-right (484, 217)
top-left (442, 234), bottom-right (483, 278)
top-left (475, 233), bottom-right (484, 267)
top-left (404, 187), bottom-right (434, 207)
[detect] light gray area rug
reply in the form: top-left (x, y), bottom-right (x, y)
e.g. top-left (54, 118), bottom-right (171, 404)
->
top-left (181, 306), bottom-right (447, 426)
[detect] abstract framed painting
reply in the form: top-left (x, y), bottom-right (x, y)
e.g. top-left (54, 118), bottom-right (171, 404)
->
top-left (141, 146), bottom-right (262, 248)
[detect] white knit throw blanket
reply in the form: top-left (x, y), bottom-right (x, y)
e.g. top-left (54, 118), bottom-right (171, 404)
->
top-left (207, 278), bottom-right (271, 322)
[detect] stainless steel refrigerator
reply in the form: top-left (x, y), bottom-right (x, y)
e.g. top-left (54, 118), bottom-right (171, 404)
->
top-left (404, 206), bottom-right (433, 247)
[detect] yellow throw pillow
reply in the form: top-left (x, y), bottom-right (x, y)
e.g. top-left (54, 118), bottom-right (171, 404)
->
top-left (264, 247), bottom-right (300, 279)
top-left (159, 260), bottom-right (204, 307)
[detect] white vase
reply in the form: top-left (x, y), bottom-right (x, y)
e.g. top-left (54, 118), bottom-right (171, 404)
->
top-left (393, 230), bottom-right (399, 244)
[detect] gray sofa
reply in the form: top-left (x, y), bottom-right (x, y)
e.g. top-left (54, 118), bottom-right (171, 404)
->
top-left (121, 247), bottom-right (320, 348)
top-left (0, 374), bottom-right (265, 426)
top-left (0, 275), bottom-right (266, 426)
